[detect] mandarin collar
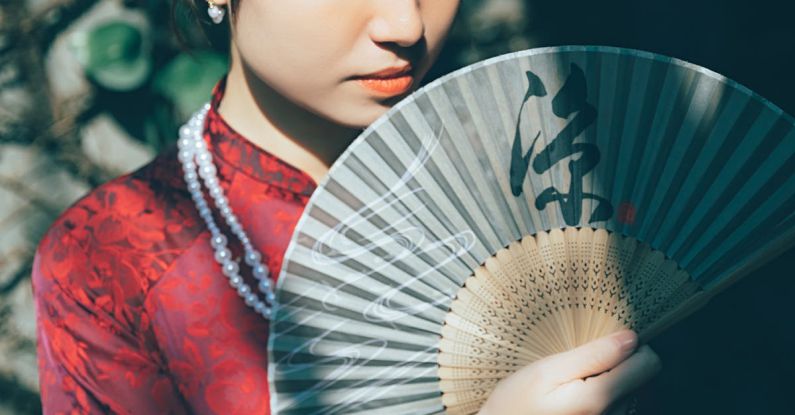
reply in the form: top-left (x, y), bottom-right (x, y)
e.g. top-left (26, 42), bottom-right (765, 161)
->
top-left (203, 75), bottom-right (318, 199)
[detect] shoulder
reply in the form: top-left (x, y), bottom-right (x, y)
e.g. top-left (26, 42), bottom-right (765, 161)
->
top-left (32, 146), bottom-right (204, 303)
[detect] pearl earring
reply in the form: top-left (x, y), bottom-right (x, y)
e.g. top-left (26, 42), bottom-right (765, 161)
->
top-left (207, 0), bottom-right (225, 24)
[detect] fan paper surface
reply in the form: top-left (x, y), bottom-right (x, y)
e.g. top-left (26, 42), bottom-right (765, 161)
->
top-left (267, 46), bottom-right (795, 414)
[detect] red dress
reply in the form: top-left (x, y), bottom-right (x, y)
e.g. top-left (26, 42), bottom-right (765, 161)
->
top-left (31, 75), bottom-right (317, 414)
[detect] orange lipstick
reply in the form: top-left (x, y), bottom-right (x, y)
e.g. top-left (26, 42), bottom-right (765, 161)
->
top-left (355, 64), bottom-right (415, 96)
top-left (358, 75), bottom-right (414, 95)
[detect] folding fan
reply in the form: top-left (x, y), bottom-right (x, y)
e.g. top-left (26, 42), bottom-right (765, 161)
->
top-left (267, 45), bottom-right (795, 415)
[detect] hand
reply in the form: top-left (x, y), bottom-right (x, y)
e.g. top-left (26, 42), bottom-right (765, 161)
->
top-left (477, 330), bottom-right (661, 415)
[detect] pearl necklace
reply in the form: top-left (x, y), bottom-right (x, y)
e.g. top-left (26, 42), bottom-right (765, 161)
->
top-left (176, 103), bottom-right (275, 320)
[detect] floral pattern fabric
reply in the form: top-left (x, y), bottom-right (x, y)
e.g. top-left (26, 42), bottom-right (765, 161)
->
top-left (31, 75), bottom-right (317, 414)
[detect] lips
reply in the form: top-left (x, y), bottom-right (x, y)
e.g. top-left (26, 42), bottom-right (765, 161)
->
top-left (354, 64), bottom-right (415, 96)
top-left (360, 64), bottom-right (413, 78)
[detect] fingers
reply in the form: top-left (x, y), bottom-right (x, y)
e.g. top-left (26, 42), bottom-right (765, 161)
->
top-left (539, 329), bottom-right (639, 384)
top-left (580, 345), bottom-right (662, 408)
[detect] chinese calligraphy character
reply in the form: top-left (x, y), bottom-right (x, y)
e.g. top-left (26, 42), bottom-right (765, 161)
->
top-left (510, 63), bottom-right (613, 226)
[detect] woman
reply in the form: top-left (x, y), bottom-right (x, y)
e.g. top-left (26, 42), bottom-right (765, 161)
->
top-left (31, 1), bottom-right (661, 414)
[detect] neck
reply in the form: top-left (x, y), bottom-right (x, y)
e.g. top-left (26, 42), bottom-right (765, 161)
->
top-left (217, 47), bottom-right (362, 185)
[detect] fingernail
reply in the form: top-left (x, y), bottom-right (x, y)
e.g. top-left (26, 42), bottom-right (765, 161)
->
top-left (613, 329), bottom-right (638, 353)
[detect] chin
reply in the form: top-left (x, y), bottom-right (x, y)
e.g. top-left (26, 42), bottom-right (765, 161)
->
top-left (333, 105), bottom-right (391, 130)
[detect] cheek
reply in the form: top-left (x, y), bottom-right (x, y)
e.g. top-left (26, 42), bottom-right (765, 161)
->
top-left (235, 41), bottom-right (336, 115)
top-left (234, 7), bottom-right (357, 98)
top-left (234, 18), bottom-right (384, 126)
top-left (236, 2), bottom-right (358, 74)
top-left (423, 2), bottom-right (460, 50)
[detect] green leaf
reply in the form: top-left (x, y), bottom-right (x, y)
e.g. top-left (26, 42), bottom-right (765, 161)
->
top-left (154, 51), bottom-right (229, 118)
top-left (77, 20), bottom-right (152, 91)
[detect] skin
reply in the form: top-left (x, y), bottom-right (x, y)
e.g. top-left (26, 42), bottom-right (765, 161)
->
top-left (477, 330), bottom-right (661, 415)
top-left (216, 0), bottom-right (461, 184)
top-left (209, 1), bottom-right (662, 413)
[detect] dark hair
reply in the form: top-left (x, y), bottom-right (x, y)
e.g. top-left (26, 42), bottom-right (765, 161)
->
top-left (169, 0), bottom-right (238, 51)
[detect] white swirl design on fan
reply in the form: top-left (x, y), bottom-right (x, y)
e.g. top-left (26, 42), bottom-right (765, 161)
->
top-left (275, 333), bottom-right (439, 413)
top-left (272, 305), bottom-right (441, 413)
top-left (273, 120), bottom-right (477, 414)
top-left (360, 230), bottom-right (474, 322)
top-left (279, 319), bottom-right (386, 374)
top-left (309, 124), bottom-right (476, 321)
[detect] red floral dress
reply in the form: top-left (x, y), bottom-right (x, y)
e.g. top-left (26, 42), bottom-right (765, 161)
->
top-left (31, 75), bottom-right (317, 414)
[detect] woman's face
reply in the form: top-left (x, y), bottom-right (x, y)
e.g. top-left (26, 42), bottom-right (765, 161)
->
top-left (225, 0), bottom-right (461, 128)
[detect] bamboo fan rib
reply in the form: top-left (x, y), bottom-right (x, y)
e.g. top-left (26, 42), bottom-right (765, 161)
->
top-left (439, 227), bottom-right (698, 414)
top-left (268, 46), bottom-right (795, 415)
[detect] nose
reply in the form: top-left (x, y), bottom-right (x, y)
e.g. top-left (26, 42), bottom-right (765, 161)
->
top-left (368, 0), bottom-right (425, 47)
